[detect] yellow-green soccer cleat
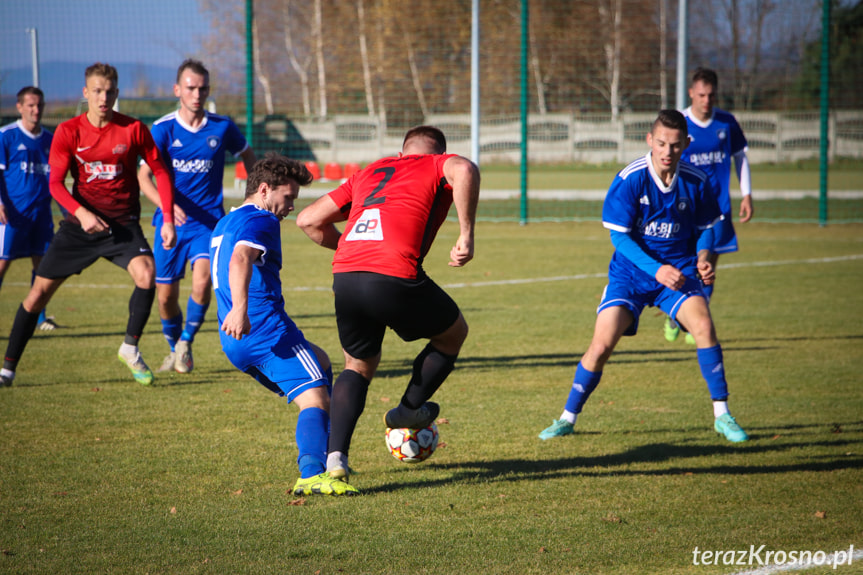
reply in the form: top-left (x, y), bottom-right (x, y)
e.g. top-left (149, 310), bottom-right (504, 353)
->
top-left (117, 347), bottom-right (154, 386)
top-left (714, 413), bottom-right (749, 443)
top-left (663, 316), bottom-right (681, 342)
top-left (684, 332), bottom-right (696, 345)
top-left (292, 472), bottom-right (360, 497)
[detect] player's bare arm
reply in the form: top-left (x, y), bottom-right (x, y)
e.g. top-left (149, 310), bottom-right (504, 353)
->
top-left (734, 150), bottom-right (754, 223)
top-left (221, 244), bottom-right (259, 340)
top-left (444, 155), bottom-right (480, 267)
top-left (239, 147), bottom-right (257, 176)
top-left (0, 202), bottom-right (7, 225)
top-left (296, 195), bottom-right (345, 250)
top-left (137, 163), bottom-right (187, 226)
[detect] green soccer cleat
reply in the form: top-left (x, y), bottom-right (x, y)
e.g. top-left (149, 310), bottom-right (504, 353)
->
top-left (684, 332), bottom-right (696, 345)
top-left (664, 316), bottom-right (681, 342)
top-left (117, 347), bottom-right (154, 386)
top-left (714, 413), bottom-right (749, 443)
top-left (538, 418), bottom-right (574, 440)
top-left (292, 472), bottom-right (360, 497)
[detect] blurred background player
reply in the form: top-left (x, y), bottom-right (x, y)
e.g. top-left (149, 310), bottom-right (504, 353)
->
top-left (210, 154), bottom-right (355, 496)
top-left (0, 86), bottom-right (59, 333)
top-left (139, 59), bottom-right (256, 374)
top-left (539, 110), bottom-right (749, 444)
top-left (0, 63), bottom-right (175, 387)
top-left (297, 125), bottom-right (480, 491)
top-left (665, 67), bottom-right (754, 344)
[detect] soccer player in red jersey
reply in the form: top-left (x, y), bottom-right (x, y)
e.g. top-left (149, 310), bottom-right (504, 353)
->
top-left (297, 125), bottom-right (480, 491)
top-left (0, 63), bottom-right (175, 388)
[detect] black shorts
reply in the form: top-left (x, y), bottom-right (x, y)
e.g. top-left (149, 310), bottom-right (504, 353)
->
top-left (333, 271), bottom-right (461, 359)
top-left (36, 220), bottom-right (153, 279)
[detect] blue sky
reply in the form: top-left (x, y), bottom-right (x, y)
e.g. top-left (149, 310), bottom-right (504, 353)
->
top-left (0, 0), bottom-right (211, 72)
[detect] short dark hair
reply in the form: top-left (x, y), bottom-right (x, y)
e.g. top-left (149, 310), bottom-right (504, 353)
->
top-left (17, 86), bottom-right (44, 104)
top-left (652, 109), bottom-right (688, 139)
top-left (85, 62), bottom-right (118, 84)
top-left (691, 67), bottom-right (718, 89)
top-left (176, 59), bottom-right (209, 84)
top-left (403, 125), bottom-right (447, 154)
top-left (245, 153), bottom-right (313, 198)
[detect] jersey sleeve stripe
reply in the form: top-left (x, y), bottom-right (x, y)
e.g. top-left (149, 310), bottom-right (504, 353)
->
top-left (603, 222), bottom-right (631, 233)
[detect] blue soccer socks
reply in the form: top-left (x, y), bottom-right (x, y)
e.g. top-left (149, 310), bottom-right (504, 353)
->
top-left (161, 313), bottom-right (183, 352)
top-left (563, 362), bottom-right (603, 416)
top-left (180, 296), bottom-right (208, 343)
top-left (296, 406), bottom-right (329, 479)
top-left (697, 344), bottom-right (728, 401)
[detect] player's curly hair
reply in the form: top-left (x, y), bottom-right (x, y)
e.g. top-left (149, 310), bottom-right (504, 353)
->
top-left (85, 62), bottom-right (118, 84)
top-left (245, 153), bottom-right (313, 198)
top-left (652, 109), bottom-right (688, 139)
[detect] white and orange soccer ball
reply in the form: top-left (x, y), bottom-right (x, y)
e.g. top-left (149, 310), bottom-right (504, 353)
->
top-left (385, 423), bottom-right (439, 463)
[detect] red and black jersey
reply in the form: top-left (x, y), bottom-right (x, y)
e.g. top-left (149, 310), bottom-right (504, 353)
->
top-left (329, 153), bottom-right (455, 279)
top-left (49, 112), bottom-right (173, 225)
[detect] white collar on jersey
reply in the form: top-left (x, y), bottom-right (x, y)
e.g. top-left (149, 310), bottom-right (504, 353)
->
top-left (645, 151), bottom-right (678, 194)
top-left (175, 111), bottom-right (210, 134)
top-left (683, 106), bottom-right (715, 129)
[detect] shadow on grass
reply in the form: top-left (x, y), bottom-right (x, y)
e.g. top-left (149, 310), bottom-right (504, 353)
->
top-left (364, 420), bottom-right (863, 494)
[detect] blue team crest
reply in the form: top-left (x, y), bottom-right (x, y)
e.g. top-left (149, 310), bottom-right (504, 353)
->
top-left (678, 199), bottom-right (689, 212)
top-left (716, 129), bottom-right (727, 141)
top-left (207, 136), bottom-right (221, 149)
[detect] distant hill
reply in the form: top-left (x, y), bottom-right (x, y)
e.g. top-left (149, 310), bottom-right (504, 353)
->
top-left (0, 61), bottom-right (176, 107)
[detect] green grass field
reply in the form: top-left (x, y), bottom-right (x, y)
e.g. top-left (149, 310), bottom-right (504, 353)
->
top-left (1, 216), bottom-right (862, 574)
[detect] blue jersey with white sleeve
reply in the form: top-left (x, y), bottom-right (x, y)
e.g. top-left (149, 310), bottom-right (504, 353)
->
top-left (0, 121), bottom-right (52, 221)
top-left (151, 111), bottom-right (248, 232)
top-left (210, 204), bottom-right (297, 368)
top-left (602, 153), bottom-right (721, 288)
top-left (681, 107), bottom-right (747, 215)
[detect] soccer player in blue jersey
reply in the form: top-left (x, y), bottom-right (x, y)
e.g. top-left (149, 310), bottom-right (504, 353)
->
top-left (139, 59), bottom-right (256, 374)
top-left (665, 67), bottom-right (754, 344)
top-left (539, 109), bottom-right (749, 443)
top-left (0, 87), bottom-right (58, 334)
top-left (210, 154), bottom-right (357, 496)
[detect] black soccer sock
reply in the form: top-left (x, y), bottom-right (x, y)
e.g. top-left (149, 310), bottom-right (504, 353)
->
top-left (3, 304), bottom-right (41, 372)
top-left (328, 370), bottom-right (370, 455)
top-left (401, 343), bottom-right (458, 410)
top-left (124, 286), bottom-right (156, 346)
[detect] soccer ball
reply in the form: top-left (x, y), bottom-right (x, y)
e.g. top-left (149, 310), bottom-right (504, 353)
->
top-left (385, 423), bottom-right (439, 463)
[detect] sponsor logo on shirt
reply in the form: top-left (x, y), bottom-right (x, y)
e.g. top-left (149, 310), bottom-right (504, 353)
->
top-left (688, 150), bottom-right (725, 166)
top-left (345, 208), bottom-right (384, 242)
top-left (173, 158), bottom-right (214, 173)
top-left (18, 161), bottom-right (50, 175)
top-left (640, 219), bottom-right (681, 239)
top-left (83, 161), bottom-right (122, 182)
top-left (171, 139), bottom-right (183, 148)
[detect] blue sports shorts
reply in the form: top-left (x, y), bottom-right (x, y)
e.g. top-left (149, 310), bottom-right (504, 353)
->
top-left (224, 327), bottom-right (330, 403)
top-left (707, 214), bottom-right (738, 254)
top-left (597, 274), bottom-right (706, 336)
top-left (0, 209), bottom-right (54, 261)
top-left (154, 223), bottom-right (212, 284)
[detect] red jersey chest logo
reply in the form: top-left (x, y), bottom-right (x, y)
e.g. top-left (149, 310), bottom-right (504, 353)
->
top-left (112, 144), bottom-right (128, 155)
top-left (83, 161), bottom-right (123, 183)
